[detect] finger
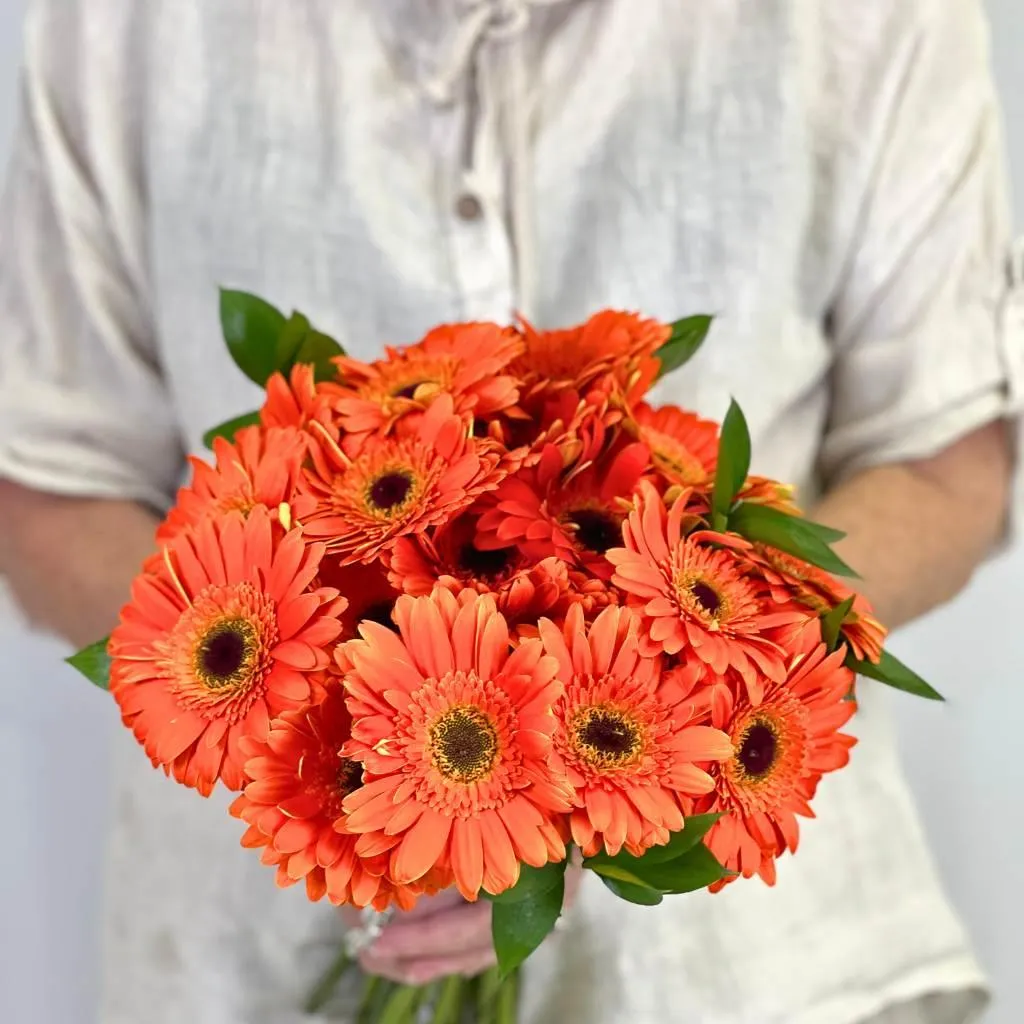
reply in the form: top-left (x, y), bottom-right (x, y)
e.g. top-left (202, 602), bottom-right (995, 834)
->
top-left (401, 945), bottom-right (499, 987)
top-left (371, 899), bottom-right (491, 960)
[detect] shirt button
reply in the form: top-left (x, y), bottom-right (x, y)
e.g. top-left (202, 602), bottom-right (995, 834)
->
top-left (455, 193), bottom-right (484, 221)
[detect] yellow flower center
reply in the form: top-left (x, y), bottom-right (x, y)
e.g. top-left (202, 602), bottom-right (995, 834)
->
top-left (193, 618), bottom-right (259, 690)
top-left (571, 705), bottom-right (643, 770)
top-left (429, 706), bottom-right (499, 783)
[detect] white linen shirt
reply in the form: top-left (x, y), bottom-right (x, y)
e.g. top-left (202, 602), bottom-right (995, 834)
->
top-left (1, 1), bottom-right (1021, 1022)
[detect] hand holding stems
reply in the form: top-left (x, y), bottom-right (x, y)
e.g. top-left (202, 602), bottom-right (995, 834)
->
top-left (341, 862), bottom-right (583, 986)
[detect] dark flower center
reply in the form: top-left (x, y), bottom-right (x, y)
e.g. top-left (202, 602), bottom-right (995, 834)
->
top-left (360, 600), bottom-right (397, 630)
top-left (394, 380), bottom-right (427, 400)
top-left (196, 619), bottom-right (256, 688)
top-left (336, 758), bottom-right (363, 798)
top-left (737, 723), bottom-right (777, 778)
top-left (573, 707), bottom-right (641, 768)
top-left (369, 471), bottom-right (413, 511)
top-left (567, 508), bottom-right (622, 554)
top-left (457, 543), bottom-right (515, 580)
top-left (690, 581), bottom-right (721, 616)
top-left (430, 706), bottom-right (499, 783)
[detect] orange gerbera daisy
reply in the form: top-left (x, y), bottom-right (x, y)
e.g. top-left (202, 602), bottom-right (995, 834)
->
top-left (315, 556), bottom-right (402, 640)
top-left (476, 440), bottom-right (650, 579)
top-left (749, 545), bottom-right (886, 662)
top-left (387, 513), bottom-right (570, 623)
top-left (261, 363), bottom-right (338, 431)
top-left (698, 643), bottom-right (857, 885)
top-left (157, 426), bottom-right (314, 544)
top-left (329, 322), bottom-right (523, 439)
top-left (230, 688), bottom-right (426, 910)
top-left (109, 508), bottom-right (345, 795)
top-left (628, 403), bottom-right (719, 488)
top-left (511, 310), bottom-right (667, 404)
top-left (540, 605), bottom-right (732, 858)
top-left (338, 590), bottom-right (573, 900)
top-left (300, 394), bottom-right (506, 563)
top-left (608, 482), bottom-right (800, 702)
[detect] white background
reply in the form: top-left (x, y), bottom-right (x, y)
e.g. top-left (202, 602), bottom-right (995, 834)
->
top-left (0, 2), bottom-right (1022, 1022)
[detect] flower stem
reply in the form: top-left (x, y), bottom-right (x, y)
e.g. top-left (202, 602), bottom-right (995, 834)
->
top-left (430, 975), bottom-right (465, 1024)
top-left (303, 944), bottom-right (353, 1015)
top-left (495, 970), bottom-right (519, 1024)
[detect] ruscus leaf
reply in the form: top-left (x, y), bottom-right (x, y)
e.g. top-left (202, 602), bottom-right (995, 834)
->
top-left (293, 329), bottom-right (346, 382)
top-left (633, 844), bottom-right (732, 894)
top-left (846, 649), bottom-right (944, 702)
top-left (711, 399), bottom-right (751, 522)
top-left (597, 875), bottom-right (664, 906)
top-left (728, 502), bottom-right (860, 578)
top-left (655, 314), bottom-right (714, 378)
top-left (820, 595), bottom-right (856, 652)
top-left (65, 637), bottom-right (112, 690)
top-left (484, 860), bottom-right (567, 905)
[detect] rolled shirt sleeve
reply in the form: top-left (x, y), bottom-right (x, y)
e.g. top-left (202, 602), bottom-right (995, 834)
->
top-left (820, 0), bottom-right (1024, 492)
top-left (0, 0), bottom-right (183, 510)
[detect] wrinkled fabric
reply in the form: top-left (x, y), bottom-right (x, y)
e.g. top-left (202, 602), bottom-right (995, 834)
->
top-left (0, 1), bottom-right (1020, 1021)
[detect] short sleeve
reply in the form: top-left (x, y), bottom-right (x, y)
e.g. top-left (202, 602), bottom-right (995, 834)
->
top-left (820, 0), bottom-right (1023, 487)
top-left (0, 0), bottom-right (184, 510)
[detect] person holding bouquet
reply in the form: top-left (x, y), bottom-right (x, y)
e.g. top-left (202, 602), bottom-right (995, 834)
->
top-left (0, 1), bottom-right (1020, 1022)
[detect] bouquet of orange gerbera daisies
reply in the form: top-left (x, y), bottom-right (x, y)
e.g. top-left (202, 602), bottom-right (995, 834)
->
top-left (69, 293), bottom-right (940, 1021)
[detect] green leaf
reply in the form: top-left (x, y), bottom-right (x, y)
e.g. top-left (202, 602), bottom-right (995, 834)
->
top-left (491, 876), bottom-right (564, 977)
top-left (627, 813), bottom-right (722, 865)
top-left (293, 329), bottom-right (345, 382)
top-left (711, 399), bottom-right (751, 523)
top-left (585, 861), bottom-right (656, 888)
top-left (631, 844), bottom-right (732, 894)
top-left (66, 637), bottom-right (112, 690)
top-left (728, 503), bottom-right (860, 579)
top-left (821, 595), bottom-right (856, 652)
top-left (655, 315), bottom-right (714, 378)
top-left (485, 860), bottom-right (567, 905)
top-left (202, 410), bottom-right (261, 449)
top-left (598, 875), bottom-right (664, 906)
top-left (846, 649), bottom-right (945, 702)
top-left (219, 289), bottom-right (288, 386)
top-left (275, 311), bottom-right (312, 369)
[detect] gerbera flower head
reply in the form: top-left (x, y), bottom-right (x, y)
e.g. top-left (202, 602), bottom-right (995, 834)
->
top-left (338, 589), bottom-right (573, 900)
top-left (300, 393), bottom-right (506, 563)
top-left (749, 545), bottom-right (886, 663)
top-left (511, 310), bottom-right (667, 404)
top-left (540, 605), bottom-right (732, 858)
top-left (608, 481), bottom-right (802, 703)
top-left (387, 512), bottom-right (570, 623)
top-left (699, 643), bottom-right (857, 886)
top-left (329, 322), bottom-right (523, 439)
top-left (109, 508), bottom-right (346, 795)
top-left (261, 363), bottom-right (338, 432)
top-left (230, 687), bottom-right (425, 910)
top-left (628, 402), bottom-right (719, 489)
top-left (157, 425), bottom-right (314, 544)
top-left (476, 439), bottom-right (650, 579)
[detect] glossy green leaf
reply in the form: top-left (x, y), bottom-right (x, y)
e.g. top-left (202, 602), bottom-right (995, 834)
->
top-left (275, 311), bottom-right (312, 368)
top-left (485, 860), bottom-right (567, 905)
top-left (491, 876), bottom-right (564, 977)
top-left (66, 637), bottom-right (112, 690)
top-left (202, 410), bottom-right (261, 449)
top-left (293, 329), bottom-right (345, 382)
top-left (846, 649), bottom-right (944, 702)
top-left (634, 844), bottom-right (732, 894)
top-left (219, 289), bottom-right (288, 386)
top-left (585, 861), bottom-right (655, 888)
top-left (728, 503), bottom-right (860, 578)
top-left (711, 399), bottom-right (751, 525)
top-left (821, 595), bottom-right (856, 652)
top-left (627, 813), bottom-right (722, 865)
top-left (598, 874), bottom-right (664, 906)
top-left (656, 315), bottom-right (714, 378)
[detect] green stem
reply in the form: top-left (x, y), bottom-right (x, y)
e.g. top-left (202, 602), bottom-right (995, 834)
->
top-left (495, 970), bottom-right (519, 1024)
top-left (430, 975), bottom-right (465, 1024)
top-left (304, 945), bottom-right (353, 1016)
